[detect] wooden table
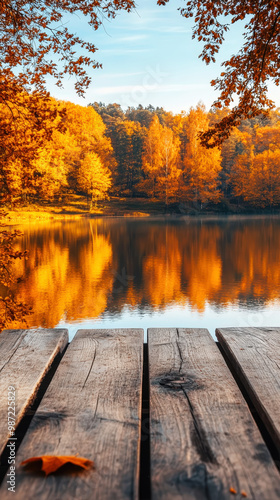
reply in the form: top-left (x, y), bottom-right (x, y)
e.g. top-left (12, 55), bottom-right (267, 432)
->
top-left (0, 327), bottom-right (279, 499)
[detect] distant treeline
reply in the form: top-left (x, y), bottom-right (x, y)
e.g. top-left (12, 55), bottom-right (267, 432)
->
top-left (1, 98), bottom-right (280, 209)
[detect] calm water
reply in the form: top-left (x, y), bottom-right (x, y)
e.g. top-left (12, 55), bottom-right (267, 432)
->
top-left (10, 215), bottom-right (280, 341)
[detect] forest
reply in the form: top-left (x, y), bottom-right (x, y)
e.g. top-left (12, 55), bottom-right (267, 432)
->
top-left (1, 98), bottom-right (280, 212)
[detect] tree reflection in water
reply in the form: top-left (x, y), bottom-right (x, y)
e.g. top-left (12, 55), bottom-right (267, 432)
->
top-left (8, 216), bottom-right (280, 330)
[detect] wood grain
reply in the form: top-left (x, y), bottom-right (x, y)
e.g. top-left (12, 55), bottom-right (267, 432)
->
top-left (0, 328), bottom-right (68, 457)
top-left (148, 328), bottom-right (280, 500)
top-left (216, 327), bottom-right (280, 453)
top-left (0, 329), bottom-right (143, 500)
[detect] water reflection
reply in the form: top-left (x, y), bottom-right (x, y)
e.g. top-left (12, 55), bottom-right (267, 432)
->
top-left (10, 216), bottom-right (280, 334)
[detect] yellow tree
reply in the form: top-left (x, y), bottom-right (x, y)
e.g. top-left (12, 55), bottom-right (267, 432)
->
top-left (0, 94), bottom-right (64, 205)
top-left (77, 152), bottom-right (112, 209)
top-left (140, 116), bottom-right (181, 201)
top-left (252, 150), bottom-right (280, 207)
top-left (31, 146), bottom-right (68, 200)
top-left (254, 122), bottom-right (280, 154)
top-left (140, 116), bottom-right (163, 197)
top-left (62, 102), bottom-right (116, 187)
top-left (182, 105), bottom-right (222, 207)
top-left (231, 148), bottom-right (280, 207)
top-left (157, 127), bottom-right (181, 204)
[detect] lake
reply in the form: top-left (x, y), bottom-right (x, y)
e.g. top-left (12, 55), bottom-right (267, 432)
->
top-left (10, 215), bottom-right (280, 341)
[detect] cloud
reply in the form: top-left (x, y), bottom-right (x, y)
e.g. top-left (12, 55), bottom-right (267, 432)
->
top-left (112, 23), bottom-right (191, 34)
top-left (101, 48), bottom-right (149, 55)
top-left (114, 34), bottom-right (149, 42)
top-left (102, 71), bottom-right (146, 78)
top-left (159, 26), bottom-right (192, 34)
top-left (99, 33), bottom-right (149, 44)
top-left (92, 83), bottom-right (209, 96)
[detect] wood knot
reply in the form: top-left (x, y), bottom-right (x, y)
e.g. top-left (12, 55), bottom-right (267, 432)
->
top-left (159, 374), bottom-right (200, 391)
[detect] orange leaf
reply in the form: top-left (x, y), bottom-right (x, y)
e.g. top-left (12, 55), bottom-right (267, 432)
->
top-left (229, 487), bottom-right (237, 494)
top-left (21, 455), bottom-right (94, 476)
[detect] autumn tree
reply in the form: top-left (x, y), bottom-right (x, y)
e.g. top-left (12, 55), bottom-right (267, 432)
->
top-left (0, 0), bottom-right (135, 206)
top-left (253, 121), bottom-right (280, 154)
top-left (231, 147), bottom-right (280, 208)
top-left (77, 152), bottom-right (112, 209)
top-left (0, 94), bottom-right (65, 205)
top-left (31, 143), bottom-right (68, 200)
top-left (0, 1), bottom-right (135, 98)
top-left (158, 0), bottom-right (280, 146)
top-left (159, 127), bottom-right (182, 204)
top-left (64, 102), bottom-right (113, 162)
top-left (140, 116), bottom-right (181, 202)
top-left (181, 105), bottom-right (222, 207)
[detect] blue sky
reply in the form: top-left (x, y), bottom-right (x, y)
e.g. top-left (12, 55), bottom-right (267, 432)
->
top-left (50, 0), bottom-right (279, 114)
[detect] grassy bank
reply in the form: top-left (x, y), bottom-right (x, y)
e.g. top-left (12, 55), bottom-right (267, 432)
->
top-left (1, 194), bottom-right (279, 225)
top-left (1, 195), bottom-right (165, 224)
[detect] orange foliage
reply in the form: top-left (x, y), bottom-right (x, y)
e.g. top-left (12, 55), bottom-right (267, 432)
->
top-left (0, 93), bottom-right (64, 204)
top-left (182, 105), bottom-right (222, 206)
top-left (231, 143), bottom-right (280, 207)
top-left (0, 0), bottom-right (134, 97)
top-left (158, 0), bottom-right (280, 145)
top-left (77, 153), bottom-right (112, 208)
top-left (140, 116), bottom-right (181, 201)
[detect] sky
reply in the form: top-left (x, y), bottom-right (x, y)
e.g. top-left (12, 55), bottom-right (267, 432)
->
top-left (49, 0), bottom-right (279, 114)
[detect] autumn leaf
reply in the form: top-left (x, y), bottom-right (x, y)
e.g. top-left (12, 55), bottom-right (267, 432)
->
top-left (21, 455), bottom-right (94, 476)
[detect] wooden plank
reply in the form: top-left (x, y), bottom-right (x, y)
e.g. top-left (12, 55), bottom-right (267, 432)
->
top-left (216, 327), bottom-right (280, 453)
top-left (148, 328), bottom-right (280, 500)
top-left (0, 328), bottom-right (68, 457)
top-left (0, 329), bottom-right (143, 500)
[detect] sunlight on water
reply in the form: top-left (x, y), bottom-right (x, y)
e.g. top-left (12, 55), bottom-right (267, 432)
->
top-left (9, 215), bottom-right (280, 341)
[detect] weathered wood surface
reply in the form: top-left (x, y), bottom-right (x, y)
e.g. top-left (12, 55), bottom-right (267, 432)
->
top-left (0, 329), bottom-right (143, 500)
top-left (216, 327), bottom-right (280, 454)
top-left (148, 328), bottom-right (280, 500)
top-left (0, 328), bottom-right (68, 457)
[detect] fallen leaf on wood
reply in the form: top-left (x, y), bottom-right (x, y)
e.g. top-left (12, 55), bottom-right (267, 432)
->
top-left (21, 455), bottom-right (94, 476)
top-left (229, 487), bottom-right (237, 494)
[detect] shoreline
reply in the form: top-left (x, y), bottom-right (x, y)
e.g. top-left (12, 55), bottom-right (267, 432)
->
top-left (2, 209), bottom-right (280, 226)
top-left (1, 196), bottom-right (280, 226)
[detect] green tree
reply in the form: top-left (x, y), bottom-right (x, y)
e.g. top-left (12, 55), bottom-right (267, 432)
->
top-left (112, 120), bottom-right (146, 193)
